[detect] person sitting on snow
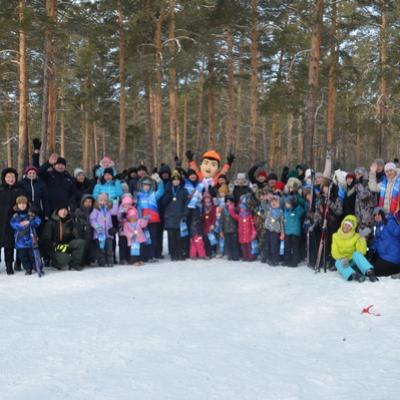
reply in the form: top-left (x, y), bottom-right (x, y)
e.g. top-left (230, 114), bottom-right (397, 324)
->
top-left (331, 215), bottom-right (378, 282)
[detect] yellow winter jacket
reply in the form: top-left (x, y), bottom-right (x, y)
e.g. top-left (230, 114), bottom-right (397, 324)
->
top-left (331, 215), bottom-right (367, 260)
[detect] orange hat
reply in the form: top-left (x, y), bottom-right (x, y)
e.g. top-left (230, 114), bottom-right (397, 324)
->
top-left (202, 150), bottom-right (221, 163)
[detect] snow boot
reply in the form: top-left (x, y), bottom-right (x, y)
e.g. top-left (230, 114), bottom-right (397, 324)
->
top-left (25, 269), bottom-right (32, 276)
top-left (366, 269), bottom-right (379, 282)
top-left (351, 271), bottom-right (365, 282)
top-left (6, 263), bottom-right (14, 275)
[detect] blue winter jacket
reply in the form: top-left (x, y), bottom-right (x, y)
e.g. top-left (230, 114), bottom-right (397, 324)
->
top-left (92, 179), bottom-right (123, 201)
top-left (371, 215), bottom-right (400, 265)
top-left (10, 211), bottom-right (41, 249)
top-left (283, 205), bottom-right (305, 236)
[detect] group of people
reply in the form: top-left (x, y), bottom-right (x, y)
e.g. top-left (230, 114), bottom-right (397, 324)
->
top-left (1, 138), bottom-right (400, 283)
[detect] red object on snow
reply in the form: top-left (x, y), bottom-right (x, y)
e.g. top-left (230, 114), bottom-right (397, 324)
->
top-left (361, 305), bottom-right (381, 317)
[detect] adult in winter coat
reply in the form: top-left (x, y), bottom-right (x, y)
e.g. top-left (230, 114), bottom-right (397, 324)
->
top-left (353, 167), bottom-right (376, 232)
top-left (161, 170), bottom-right (189, 260)
top-left (369, 162), bottom-right (400, 214)
top-left (92, 167), bottom-right (123, 201)
top-left (342, 172), bottom-right (356, 217)
top-left (41, 205), bottom-right (85, 270)
top-left (370, 208), bottom-right (400, 277)
top-left (72, 168), bottom-right (94, 209)
top-left (38, 153), bottom-right (76, 214)
top-left (19, 165), bottom-right (50, 220)
top-left (219, 196), bottom-right (240, 261)
top-left (331, 215), bottom-right (378, 282)
top-left (0, 168), bottom-right (25, 274)
top-left (248, 162), bottom-right (268, 189)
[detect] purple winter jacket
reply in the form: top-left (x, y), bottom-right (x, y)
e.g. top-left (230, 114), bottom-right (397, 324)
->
top-left (89, 203), bottom-right (118, 239)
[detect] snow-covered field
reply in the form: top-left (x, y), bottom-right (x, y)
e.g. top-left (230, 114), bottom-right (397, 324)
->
top-left (0, 259), bottom-right (399, 400)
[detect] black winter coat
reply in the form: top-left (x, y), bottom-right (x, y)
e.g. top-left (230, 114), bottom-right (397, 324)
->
top-left (38, 162), bottom-right (75, 213)
top-left (41, 211), bottom-right (78, 246)
top-left (73, 195), bottom-right (94, 241)
top-left (0, 168), bottom-right (25, 248)
top-left (72, 178), bottom-right (94, 210)
top-left (19, 177), bottom-right (50, 217)
top-left (162, 183), bottom-right (189, 230)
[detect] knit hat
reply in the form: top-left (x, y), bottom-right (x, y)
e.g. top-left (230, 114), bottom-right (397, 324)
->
top-left (374, 158), bottom-right (385, 166)
top-left (187, 168), bottom-right (197, 177)
top-left (257, 170), bottom-right (268, 179)
top-left (274, 181), bottom-right (285, 191)
top-left (354, 167), bottom-right (368, 177)
top-left (343, 220), bottom-right (353, 228)
top-left (384, 162), bottom-right (396, 172)
top-left (74, 168), bottom-right (85, 178)
top-left (24, 165), bottom-right (38, 175)
top-left (127, 207), bottom-right (138, 220)
top-left (373, 206), bottom-right (385, 215)
top-left (121, 194), bottom-right (134, 206)
top-left (137, 165), bottom-right (148, 173)
top-left (268, 173), bottom-right (278, 181)
top-left (97, 193), bottom-right (109, 202)
top-left (202, 150), bottom-right (221, 164)
top-left (171, 169), bottom-right (182, 180)
top-left (103, 167), bottom-right (114, 177)
top-left (55, 157), bottom-right (67, 166)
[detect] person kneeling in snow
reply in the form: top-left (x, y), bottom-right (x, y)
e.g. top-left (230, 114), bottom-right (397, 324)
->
top-left (331, 215), bottom-right (378, 282)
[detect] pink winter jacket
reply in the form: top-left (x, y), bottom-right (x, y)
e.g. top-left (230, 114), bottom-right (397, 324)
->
top-left (228, 205), bottom-right (257, 244)
top-left (122, 219), bottom-right (149, 246)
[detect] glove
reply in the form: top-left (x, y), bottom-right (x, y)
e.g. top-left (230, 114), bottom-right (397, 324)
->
top-left (227, 153), bottom-right (235, 166)
top-left (186, 150), bottom-right (194, 162)
top-left (108, 227), bottom-right (117, 236)
top-left (151, 173), bottom-right (161, 184)
top-left (55, 243), bottom-right (69, 253)
top-left (359, 227), bottom-right (371, 238)
top-left (340, 258), bottom-right (350, 267)
top-left (33, 138), bottom-right (42, 150)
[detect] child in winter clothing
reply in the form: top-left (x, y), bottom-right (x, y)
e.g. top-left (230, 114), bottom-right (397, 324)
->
top-left (220, 195), bottom-right (240, 261)
top-left (73, 194), bottom-right (95, 266)
top-left (10, 196), bottom-right (42, 275)
top-left (117, 194), bottom-right (136, 264)
top-left (261, 195), bottom-right (284, 266)
top-left (228, 193), bottom-right (257, 261)
top-left (332, 215), bottom-right (378, 282)
top-left (89, 193), bottom-right (118, 267)
top-left (202, 193), bottom-right (217, 258)
top-left (122, 207), bottom-right (148, 266)
top-left (136, 174), bottom-right (164, 262)
top-left (92, 167), bottom-right (123, 201)
top-left (283, 196), bottom-right (305, 267)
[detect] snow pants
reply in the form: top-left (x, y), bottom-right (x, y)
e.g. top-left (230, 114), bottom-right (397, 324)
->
top-left (17, 248), bottom-right (35, 272)
top-left (284, 234), bottom-right (301, 267)
top-left (335, 251), bottom-right (374, 281)
top-left (241, 242), bottom-right (255, 261)
top-left (189, 235), bottom-right (206, 258)
top-left (96, 238), bottom-right (114, 266)
top-left (50, 239), bottom-right (85, 269)
top-left (264, 231), bottom-right (280, 265)
top-left (224, 232), bottom-right (240, 261)
top-left (167, 229), bottom-right (186, 260)
top-left (373, 257), bottom-right (400, 277)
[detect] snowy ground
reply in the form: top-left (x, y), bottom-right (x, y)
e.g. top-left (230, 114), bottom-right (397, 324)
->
top-left (0, 259), bottom-right (399, 400)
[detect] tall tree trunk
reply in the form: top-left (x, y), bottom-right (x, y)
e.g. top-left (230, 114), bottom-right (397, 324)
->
top-left (182, 89), bottom-right (188, 158)
top-left (154, 8), bottom-right (164, 167)
top-left (287, 113), bottom-right (294, 167)
top-left (250, 0), bottom-right (259, 156)
top-left (262, 117), bottom-right (268, 162)
top-left (225, 27), bottom-right (234, 152)
top-left (118, 2), bottom-right (127, 170)
top-left (40, 0), bottom-right (57, 162)
top-left (234, 41), bottom-right (244, 157)
top-left (304, 0), bottom-right (324, 168)
top-left (168, 0), bottom-right (179, 161)
top-left (59, 86), bottom-right (65, 157)
top-left (207, 59), bottom-right (216, 149)
top-left (297, 115), bottom-right (304, 163)
top-left (195, 68), bottom-right (205, 150)
top-left (378, 2), bottom-right (388, 158)
top-left (326, 1), bottom-right (337, 154)
top-left (145, 79), bottom-right (154, 166)
top-left (18, 0), bottom-right (29, 173)
top-left (6, 121), bottom-right (13, 167)
top-left (93, 122), bottom-right (99, 166)
top-left (269, 112), bottom-right (277, 170)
